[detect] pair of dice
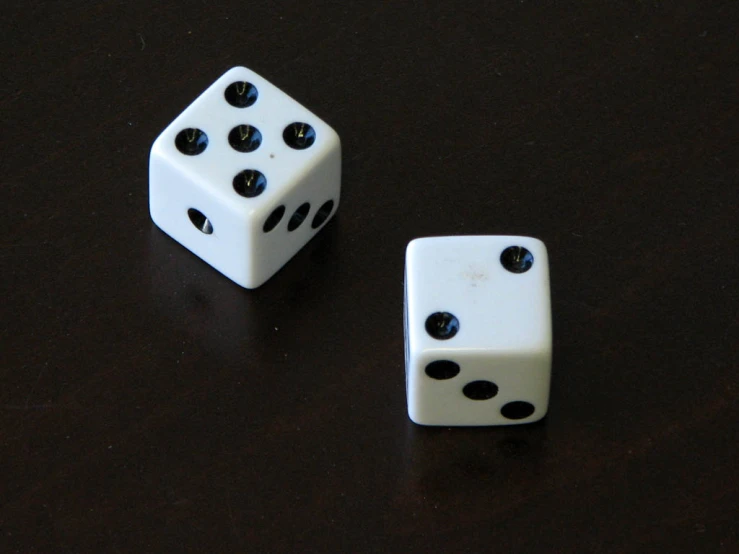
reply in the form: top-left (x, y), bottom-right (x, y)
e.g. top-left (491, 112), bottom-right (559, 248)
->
top-left (149, 67), bottom-right (552, 426)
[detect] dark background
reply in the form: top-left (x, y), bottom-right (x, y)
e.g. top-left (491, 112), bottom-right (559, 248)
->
top-left (2, 1), bottom-right (738, 552)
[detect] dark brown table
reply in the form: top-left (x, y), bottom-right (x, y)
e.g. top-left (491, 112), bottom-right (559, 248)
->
top-left (3, 2), bottom-right (738, 552)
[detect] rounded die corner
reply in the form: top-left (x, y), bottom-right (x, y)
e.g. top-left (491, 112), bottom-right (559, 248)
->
top-left (523, 236), bottom-right (549, 253)
top-left (406, 405), bottom-right (434, 427)
top-left (509, 235), bottom-right (549, 258)
top-left (225, 64), bottom-right (250, 73)
top-left (513, 403), bottom-right (549, 426)
top-left (314, 122), bottom-right (340, 145)
top-left (236, 274), bottom-right (267, 291)
top-left (149, 131), bottom-right (170, 158)
top-left (322, 129), bottom-right (342, 157)
top-left (220, 65), bottom-right (256, 81)
top-left (405, 236), bottom-right (433, 258)
top-left (404, 238), bottom-right (419, 258)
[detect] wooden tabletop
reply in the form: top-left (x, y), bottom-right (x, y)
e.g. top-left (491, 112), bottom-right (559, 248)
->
top-left (3, 2), bottom-right (738, 552)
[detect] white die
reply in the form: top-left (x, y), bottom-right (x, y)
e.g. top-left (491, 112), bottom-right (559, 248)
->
top-left (404, 236), bottom-right (552, 426)
top-left (149, 66), bottom-right (341, 289)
